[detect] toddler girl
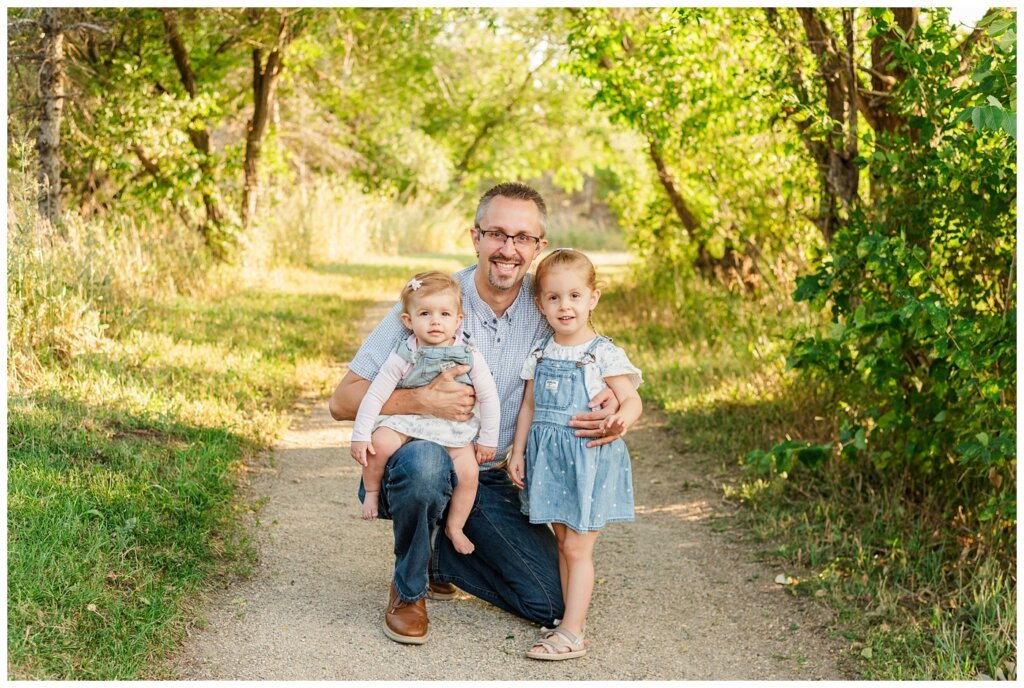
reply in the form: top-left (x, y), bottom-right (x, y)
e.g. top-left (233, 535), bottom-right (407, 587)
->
top-left (351, 271), bottom-right (499, 555)
top-left (509, 248), bottom-right (643, 659)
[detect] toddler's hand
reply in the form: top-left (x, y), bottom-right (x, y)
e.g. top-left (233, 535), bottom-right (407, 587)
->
top-left (507, 454), bottom-right (526, 489)
top-left (351, 440), bottom-right (374, 466)
top-left (601, 414), bottom-right (630, 438)
top-left (475, 444), bottom-right (496, 465)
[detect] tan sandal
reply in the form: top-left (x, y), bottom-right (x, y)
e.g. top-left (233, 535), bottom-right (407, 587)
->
top-left (525, 626), bottom-right (587, 660)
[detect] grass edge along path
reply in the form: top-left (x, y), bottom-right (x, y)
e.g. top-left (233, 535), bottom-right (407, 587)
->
top-left (7, 259), bottom-right (468, 679)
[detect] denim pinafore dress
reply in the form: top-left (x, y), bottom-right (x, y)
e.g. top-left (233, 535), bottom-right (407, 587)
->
top-left (373, 335), bottom-right (480, 447)
top-left (521, 335), bottom-right (635, 534)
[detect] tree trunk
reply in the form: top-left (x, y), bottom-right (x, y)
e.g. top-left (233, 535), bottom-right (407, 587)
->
top-left (241, 46), bottom-right (284, 229)
top-left (161, 9), bottom-right (227, 249)
top-left (242, 43), bottom-right (285, 229)
top-left (37, 8), bottom-right (65, 226)
top-left (241, 13), bottom-right (293, 230)
top-left (648, 138), bottom-right (699, 235)
top-left (797, 8), bottom-right (860, 242)
top-left (864, 8), bottom-right (918, 204)
top-left (865, 8), bottom-right (917, 135)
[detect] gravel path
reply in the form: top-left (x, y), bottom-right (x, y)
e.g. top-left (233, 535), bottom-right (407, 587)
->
top-left (173, 305), bottom-right (852, 680)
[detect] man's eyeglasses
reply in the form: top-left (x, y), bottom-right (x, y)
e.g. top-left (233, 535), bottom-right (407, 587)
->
top-left (476, 228), bottom-right (542, 248)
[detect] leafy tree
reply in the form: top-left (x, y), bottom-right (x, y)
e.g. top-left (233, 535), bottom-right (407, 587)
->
top-left (768, 8), bottom-right (1016, 549)
top-left (565, 8), bottom-right (819, 291)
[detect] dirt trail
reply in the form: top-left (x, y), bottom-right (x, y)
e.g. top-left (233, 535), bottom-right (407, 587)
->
top-left (173, 303), bottom-right (851, 680)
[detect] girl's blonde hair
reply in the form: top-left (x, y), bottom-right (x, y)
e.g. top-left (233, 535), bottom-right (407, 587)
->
top-left (533, 248), bottom-right (598, 293)
top-left (400, 271), bottom-right (463, 315)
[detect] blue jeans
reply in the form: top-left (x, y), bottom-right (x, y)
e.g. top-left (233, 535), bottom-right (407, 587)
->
top-left (358, 439), bottom-right (564, 626)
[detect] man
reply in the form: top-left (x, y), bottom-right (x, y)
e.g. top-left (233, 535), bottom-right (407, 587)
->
top-left (329, 182), bottom-right (619, 644)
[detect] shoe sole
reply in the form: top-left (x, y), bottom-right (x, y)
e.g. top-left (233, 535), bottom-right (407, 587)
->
top-left (525, 648), bottom-right (587, 660)
top-left (426, 587), bottom-right (456, 601)
top-left (382, 619), bottom-right (429, 645)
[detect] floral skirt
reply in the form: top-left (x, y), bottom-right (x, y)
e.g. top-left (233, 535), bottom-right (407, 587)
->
top-left (373, 412), bottom-right (479, 448)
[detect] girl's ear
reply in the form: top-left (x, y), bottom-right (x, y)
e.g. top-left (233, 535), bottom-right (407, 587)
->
top-left (399, 312), bottom-right (412, 329)
top-left (590, 289), bottom-right (601, 310)
top-left (456, 313), bottom-right (464, 328)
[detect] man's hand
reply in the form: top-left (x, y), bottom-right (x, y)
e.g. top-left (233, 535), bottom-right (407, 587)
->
top-left (419, 364), bottom-right (476, 421)
top-left (351, 440), bottom-right (373, 466)
top-left (569, 387), bottom-right (621, 448)
top-left (507, 454), bottom-right (526, 489)
top-left (474, 444), bottom-right (496, 465)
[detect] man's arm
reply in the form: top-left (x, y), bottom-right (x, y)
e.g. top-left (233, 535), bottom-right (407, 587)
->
top-left (329, 367), bottom-right (477, 422)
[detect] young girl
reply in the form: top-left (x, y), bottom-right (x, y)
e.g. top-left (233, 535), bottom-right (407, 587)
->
top-left (508, 248), bottom-right (643, 660)
top-left (351, 271), bottom-right (499, 555)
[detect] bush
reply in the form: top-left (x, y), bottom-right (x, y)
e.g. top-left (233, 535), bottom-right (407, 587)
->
top-left (760, 11), bottom-right (1017, 553)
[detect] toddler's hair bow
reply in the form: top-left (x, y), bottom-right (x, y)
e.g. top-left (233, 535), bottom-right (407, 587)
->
top-left (407, 277), bottom-right (423, 291)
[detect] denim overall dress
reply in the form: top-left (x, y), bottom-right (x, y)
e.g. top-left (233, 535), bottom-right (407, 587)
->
top-left (374, 335), bottom-right (480, 447)
top-left (521, 334), bottom-right (635, 534)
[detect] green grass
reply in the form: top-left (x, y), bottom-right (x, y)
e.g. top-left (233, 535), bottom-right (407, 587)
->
top-left (598, 268), bottom-right (831, 464)
top-left (7, 260), bottom-right (446, 679)
top-left (599, 270), bottom-right (1016, 681)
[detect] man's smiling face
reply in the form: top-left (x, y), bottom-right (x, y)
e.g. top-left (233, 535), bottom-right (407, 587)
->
top-left (471, 196), bottom-right (547, 292)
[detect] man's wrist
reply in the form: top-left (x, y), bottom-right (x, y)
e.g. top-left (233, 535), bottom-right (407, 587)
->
top-left (383, 387), bottom-right (422, 416)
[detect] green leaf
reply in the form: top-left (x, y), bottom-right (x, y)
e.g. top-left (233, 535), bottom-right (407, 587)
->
top-left (1001, 111), bottom-right (1017, 140)
top-left (976, 432), bottom-right (990, 447)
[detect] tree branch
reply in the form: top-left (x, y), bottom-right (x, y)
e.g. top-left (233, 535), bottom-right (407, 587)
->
top-left (161, 9), bottom-right (197, 98)
top-left (454, 50), bottom-right (553, 176)
top-left (65, 22), bottom-right (108, 33)
top-left (8, 17), bottom-right (40, 32)
top-left (954, 8), bottom-right (1001, 80)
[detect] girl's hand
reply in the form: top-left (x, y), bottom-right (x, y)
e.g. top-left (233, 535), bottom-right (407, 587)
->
top-left (350, 440), bottom-right (374, 466)
top-left (475, 444), bottom-right (496, 465)
top-left (601, 414), bottom-right (630, 438)
top-left (507, 454), bottom-right (526, 489)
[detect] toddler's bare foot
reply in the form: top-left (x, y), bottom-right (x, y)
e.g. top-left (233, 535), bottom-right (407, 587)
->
top-left (446, 525), bottom-right (475, 555)
top-left (362, 491), bottom-right (379, 520)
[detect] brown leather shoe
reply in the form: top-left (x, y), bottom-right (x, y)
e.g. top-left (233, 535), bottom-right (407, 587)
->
top-left (426, 580), bottom-right (457, 600)
top-left (383, 582), bottom-right (429, 644)
top-left (426, 554), bottom-right (456, 600)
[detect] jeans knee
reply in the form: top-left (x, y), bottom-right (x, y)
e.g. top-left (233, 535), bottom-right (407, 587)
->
top-left (388, 441), bottom-right (454, 503)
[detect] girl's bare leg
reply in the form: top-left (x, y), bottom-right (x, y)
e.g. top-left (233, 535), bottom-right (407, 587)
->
top-left (531, 525), bottom-right (598, 653)
top-left (361, 427), bottom-right (408, 520)
top-left (553, 524), bottom-right (569, 610)
top-left (556, 529), bottom-right (599, 637)
top-left (444, 445), bottom-right (479, 554)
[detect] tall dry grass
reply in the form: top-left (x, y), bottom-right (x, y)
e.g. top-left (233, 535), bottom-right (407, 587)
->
top-left (7, 173), bottom-right (214, 392)
top-left (249, 178), bottom-right (474, 272)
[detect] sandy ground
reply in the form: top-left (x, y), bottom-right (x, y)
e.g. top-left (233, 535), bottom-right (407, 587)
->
top-left (172, 304), bottom-right (853, 680)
